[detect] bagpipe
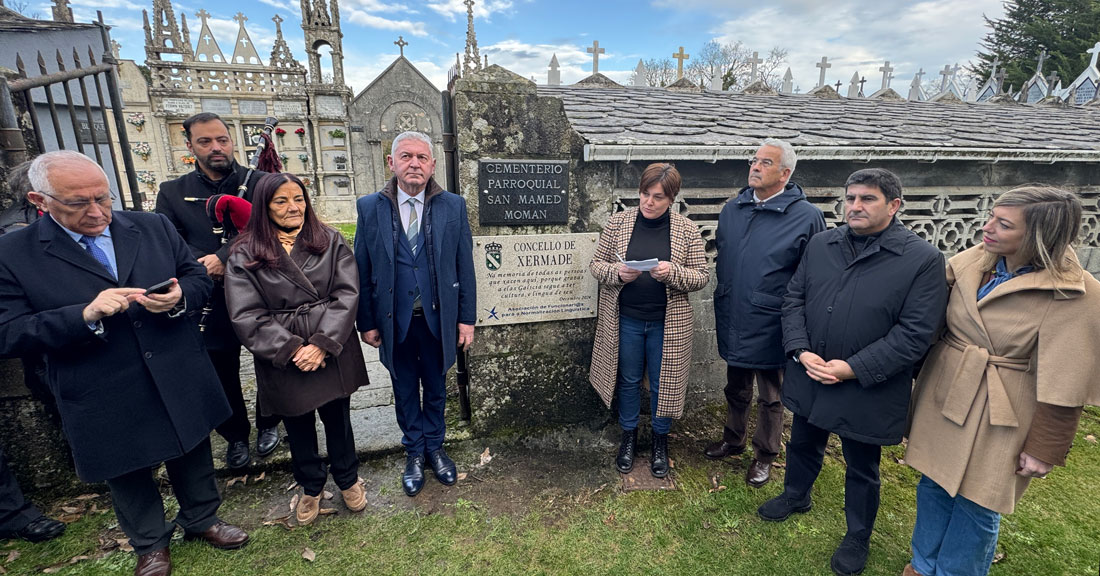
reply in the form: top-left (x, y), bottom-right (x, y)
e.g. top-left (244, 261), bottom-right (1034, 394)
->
top-left (197, 116), bottom-right (280, 332)
top-left (206, 115), bottom-right (281, 246)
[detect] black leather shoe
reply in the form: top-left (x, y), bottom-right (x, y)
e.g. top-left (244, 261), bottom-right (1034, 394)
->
top-left (7, 515), bottom-right (66, 543)
top-left (402, 453), bottom-right (426, 497)
top-left (225, 440), bottom-right (250, 470)
top-left (757, 493), bottom-right (813, 522)
top-left (615, 429), bottom-right (637, 474)
top-left (256, 427), bottom-right (280, 457)
top-left (651, 433), bottom-right (670, 478)
top-left (746, 459), bottom-right (772, 488)
top-left (830, 534), bottom-right (870, 575)
top-left (427, 448), bottom-right (457, 486)
top-left (703, 440), bottom-right (746, 460)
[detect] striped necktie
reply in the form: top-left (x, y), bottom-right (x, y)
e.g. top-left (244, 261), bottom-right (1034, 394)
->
top-left (406, 198), bottom-right (421, 310)
top-left (406, 197), bottom-right (419, 255)
top-left (79, 235), bottom-right (117, 280)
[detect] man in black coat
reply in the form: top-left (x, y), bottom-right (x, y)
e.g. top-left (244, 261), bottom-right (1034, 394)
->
top-left (706, 139), bottom-right (825, 488)
top-left (156, 112), bottom-right (279, 470)
top-left (759, 168), bottom-right (947, 576)
top-left (0, 151), bottom-right (248, 576)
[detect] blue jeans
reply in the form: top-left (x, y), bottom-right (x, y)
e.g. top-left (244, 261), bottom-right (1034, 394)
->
top-left (617, 314), bottom-right (671, 435)
top-left (911, 475), bottom-right (1001, 576)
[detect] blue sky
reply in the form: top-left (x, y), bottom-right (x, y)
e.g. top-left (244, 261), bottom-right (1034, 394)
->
top-left (51, 0), bottom-right (1011, 94)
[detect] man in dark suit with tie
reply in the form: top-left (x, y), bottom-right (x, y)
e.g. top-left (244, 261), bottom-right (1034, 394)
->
top-left (354, 131), bottom-right (476, 497)
top-left (0, 151), bottom-right (248, 576)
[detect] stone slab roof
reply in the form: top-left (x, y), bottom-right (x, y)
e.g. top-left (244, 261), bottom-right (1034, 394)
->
top-left (536, 85), bottom-right (1100, 163)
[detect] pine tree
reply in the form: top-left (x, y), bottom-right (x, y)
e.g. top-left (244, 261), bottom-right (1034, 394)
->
top-left (973, 0), bottom-right (1100, 91)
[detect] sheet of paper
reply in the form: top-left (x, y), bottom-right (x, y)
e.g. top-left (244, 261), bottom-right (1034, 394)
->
top-left (617, 254), bottom-right (659, 271)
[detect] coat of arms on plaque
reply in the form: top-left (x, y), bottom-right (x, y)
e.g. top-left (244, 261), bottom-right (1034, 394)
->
top-left (484, 241), bottom-right (502, 271)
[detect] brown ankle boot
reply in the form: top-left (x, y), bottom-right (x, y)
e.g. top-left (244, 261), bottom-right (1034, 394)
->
top-left (902, 563), bottom-right (924, 576)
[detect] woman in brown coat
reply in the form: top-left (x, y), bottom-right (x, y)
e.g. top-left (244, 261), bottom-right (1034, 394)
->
top-left (589, 163), bottom-right (709, 478)
top-left (903, 186), bottom-right (1100, 576)
top-left (225, 173), bottom-right (370, 526)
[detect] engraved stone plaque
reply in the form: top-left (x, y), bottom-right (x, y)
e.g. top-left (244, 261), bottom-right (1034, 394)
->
top-left (316, 95), bottom-right (345, 117)
top-left (473, 233), bottom-right (599, 325)
top-left (479, 159), bottom-right (569, 225)
top-left (274, 100), bottom-right (305, 119)
top-left (239, 100), bottom-right (268, 115)
top-left (201, 98), bottom-right (232, 114)
top-left (161, 97), bottom-right (195, 115)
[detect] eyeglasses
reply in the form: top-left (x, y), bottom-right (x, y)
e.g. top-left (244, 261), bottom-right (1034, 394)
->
top-left (748, 158), bottom-right (775, 168)
top-left (40, 192), bottom-right (113, 211)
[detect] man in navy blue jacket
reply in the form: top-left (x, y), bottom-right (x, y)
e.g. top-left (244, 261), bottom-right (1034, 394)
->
top-left (354, 131), bottom-right (476, 497)
top-left (706, 139), bottom-right (825, 488)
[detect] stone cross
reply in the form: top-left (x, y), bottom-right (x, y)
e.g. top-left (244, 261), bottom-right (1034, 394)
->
top-left (1088, 42), bottom-right (1100, 70)
top-left (878, 61), bottom-right (893, 90)
top-left (815, 56), bottom-right (831, 88)
top-left (781, 68), bottom-right (793, 93)
top-left (1036, 47), bottom-right (1048, 76)
top-left (197, 9), bottom-right (211, 24)
top-left (587, 40), bottom-right (605, 74)
top-left (234, 12), bottom-right (247, 25)
top-left (859, 76), bottom-right (867, 96)
top-left (395, 36), bottom-right (408, 57)
top-left (995, 68), bottom-right (1006, 92)
top-left (634, 59), bottom-right (646, 87)
top-left (673, 46), bottom-right (690, 79)
top-left (989, 56), bottom-right (999, 82)
top-left (1046, 70), bottom-right (1060, 92)
top-left (847, 71), bottom-right (860, 98)
top-left (834, 80), bottom-right (842, 92)
top-left (748, 51), bottom-right (763, 82)
top-left (938, 64), bottom-right (952, 91)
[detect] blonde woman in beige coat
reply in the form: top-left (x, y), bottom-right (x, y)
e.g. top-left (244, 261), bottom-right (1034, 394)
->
top-left (903, 186), bottom-right (1100, 576)
top-left (589, 163), bottom-right (709, 478)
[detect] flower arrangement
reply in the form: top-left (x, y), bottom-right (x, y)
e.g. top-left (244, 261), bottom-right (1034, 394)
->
top-left (294, 127), bottom-right (306, 135)
top-left (136, 171), bottom-right (156, 190)
top-left (333, 155), bottom-right (348, 164)
top-left (328, 128), bottom-right (346, 139)
top-left (275, 128), bottom-right (287, 137)
top-left (132, 142), bottom-right (152, 161)
top-left (247, 126), bottom-right (264, 137)
top-left (181, 153), bottom-right (196, 165)
top-left (126, 112), bottom-right (146, 131)
top-left (297, 153), bottom-right (309, 161)
top-left (279, 153), bottom-right (289, 165)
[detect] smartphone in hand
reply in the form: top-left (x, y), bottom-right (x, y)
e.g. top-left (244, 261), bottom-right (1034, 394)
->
top-left (145, 279), bottom-right (176, 296)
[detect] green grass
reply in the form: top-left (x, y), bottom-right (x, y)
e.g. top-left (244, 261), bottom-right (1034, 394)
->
top-left (332, 222), bottom-right (356, 243)
top-left (4, 407), bottom-right (1099, 575)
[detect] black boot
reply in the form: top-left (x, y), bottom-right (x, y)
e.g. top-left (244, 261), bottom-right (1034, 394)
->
top-left (615, 429), bottom-right (637, 474)
top-left (651, 433), bottom-right (670, 478)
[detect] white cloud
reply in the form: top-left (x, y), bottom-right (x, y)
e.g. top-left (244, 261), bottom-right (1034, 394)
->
top-left (345, 9), bottom-right (429, 37)
top-left (342, 0), bottom-right (407, 12)
top-left (704, 0), bottom-right (1005, 91)
top-left (426, 0), bottom-right (513, 23)
top-left (256, 0), bottom-right (299, 19)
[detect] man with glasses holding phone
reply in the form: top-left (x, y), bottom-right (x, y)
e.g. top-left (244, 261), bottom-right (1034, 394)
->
top-left (0, 151), bottom-right (249, 576)
top-left (706, 139), bottom-right (825, 488)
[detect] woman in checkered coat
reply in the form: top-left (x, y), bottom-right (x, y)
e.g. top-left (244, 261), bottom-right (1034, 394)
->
top-left (589, 163), bottom-right (710, 478)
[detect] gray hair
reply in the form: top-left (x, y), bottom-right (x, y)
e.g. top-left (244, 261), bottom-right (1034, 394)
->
top-left (28, 150), bottom-right (107, 195)
top-left (391, 131), bottom-right (434, 158)
top-left (760, 138), bottom-right (797, 175)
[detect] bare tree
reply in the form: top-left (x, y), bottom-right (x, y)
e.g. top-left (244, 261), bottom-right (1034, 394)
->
top-left (643, 58), bottom-right (676, 87)
top-left (757, 47), bottom-right (789, 89)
